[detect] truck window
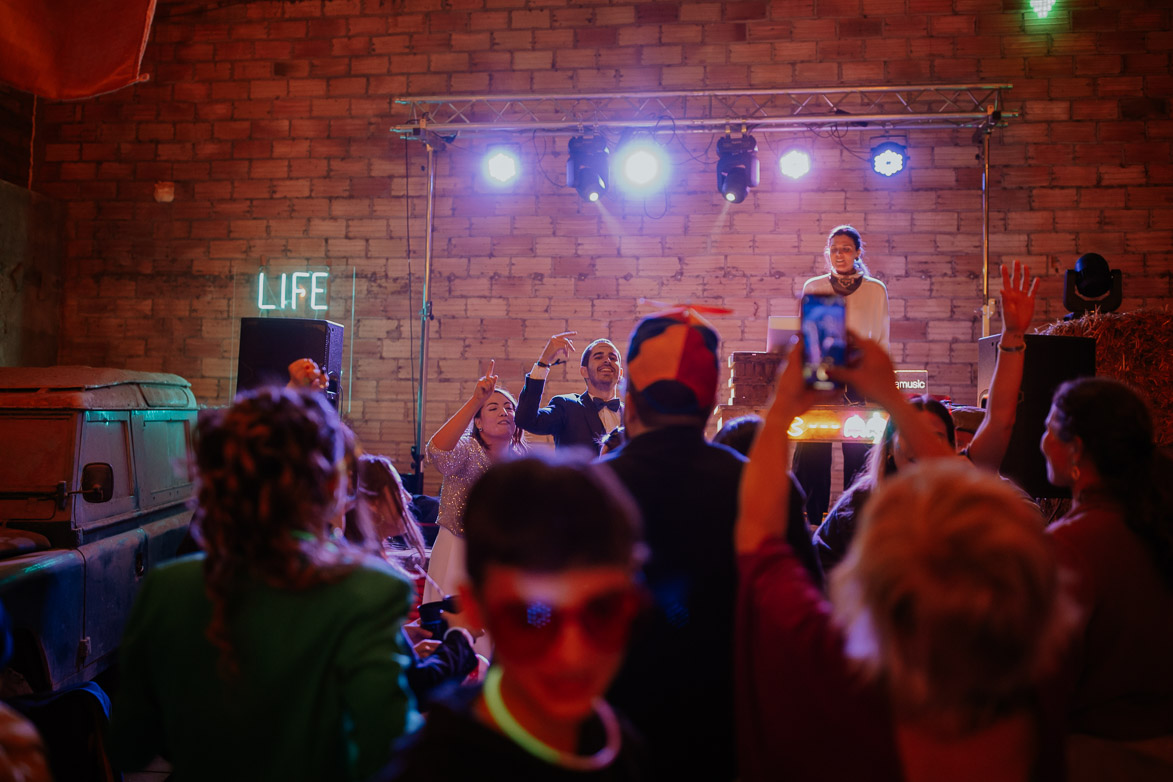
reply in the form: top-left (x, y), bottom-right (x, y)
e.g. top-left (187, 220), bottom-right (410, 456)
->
top-left (0, 414), bottom-right (75, 522)
top-left (76, 413), bottom-right (136, 525)
top-left (137, 415), bottom-right (193, 508)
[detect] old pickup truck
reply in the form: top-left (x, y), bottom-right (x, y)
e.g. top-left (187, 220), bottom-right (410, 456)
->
top-left (0, 367), bottom-right (198, 694)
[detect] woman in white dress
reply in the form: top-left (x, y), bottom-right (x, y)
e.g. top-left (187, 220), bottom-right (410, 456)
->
top-left (423, 360), bottom-right (525, 606)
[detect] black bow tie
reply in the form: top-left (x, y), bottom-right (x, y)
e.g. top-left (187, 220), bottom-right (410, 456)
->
top-left (592, 397), bottom-right (621, 413)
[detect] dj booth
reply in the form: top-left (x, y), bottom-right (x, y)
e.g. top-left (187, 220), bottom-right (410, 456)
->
top-left (715, 350), bottom-right (934, 444)
top-left (720, 318), bottom-right (1098, 501)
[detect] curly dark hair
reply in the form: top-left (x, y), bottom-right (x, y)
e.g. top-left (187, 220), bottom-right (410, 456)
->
top-left (193, 387), bottom-right (375, 677)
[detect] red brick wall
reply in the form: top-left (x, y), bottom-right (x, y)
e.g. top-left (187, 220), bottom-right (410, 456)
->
top-left (25, 0), bottom-right (1173, 489)
top-left (0, 84), bottom-right (33, 188)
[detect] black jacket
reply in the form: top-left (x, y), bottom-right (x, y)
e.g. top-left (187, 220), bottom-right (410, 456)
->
top-left (515, 374), bottom-right (615, 453)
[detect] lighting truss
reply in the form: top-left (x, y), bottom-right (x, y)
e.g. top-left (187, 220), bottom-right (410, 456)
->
top-left (390, 84), bottom-right (1013, 138)
top-left (397, 84), bottom-right (1016, 481)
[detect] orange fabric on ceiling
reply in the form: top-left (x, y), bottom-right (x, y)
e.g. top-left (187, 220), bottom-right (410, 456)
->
top-left (0, 0), bottom-right (157, 100)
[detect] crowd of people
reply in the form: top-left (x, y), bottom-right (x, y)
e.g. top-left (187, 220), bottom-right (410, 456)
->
top-left (49, 226), bottom-right (1165, 781)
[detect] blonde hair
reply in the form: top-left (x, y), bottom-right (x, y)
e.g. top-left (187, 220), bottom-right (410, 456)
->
top-left (831, 460), bottom-right (1074, 732)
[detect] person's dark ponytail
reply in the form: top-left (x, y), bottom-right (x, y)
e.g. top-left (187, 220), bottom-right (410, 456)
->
top-left (1053, 378), bottom-right (1173, 587)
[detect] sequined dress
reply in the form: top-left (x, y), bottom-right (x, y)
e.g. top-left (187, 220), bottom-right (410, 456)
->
top-left (422, 433), bottom-right (492, 607)
top-left (427, 433), bottom-right (492, 538)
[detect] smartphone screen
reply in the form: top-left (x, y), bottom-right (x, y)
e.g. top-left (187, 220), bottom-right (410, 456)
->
top-left (801, 293), bottom-right (847, 390)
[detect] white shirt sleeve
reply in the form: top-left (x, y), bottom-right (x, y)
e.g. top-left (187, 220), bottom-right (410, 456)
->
top-left (872, 279), bottom-right (890, 352)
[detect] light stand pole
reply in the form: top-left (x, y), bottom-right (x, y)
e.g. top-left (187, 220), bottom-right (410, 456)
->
top-left (976, 106), bottom-right (1000, 337)
top-left (406, 127), bottom-right (442, 494)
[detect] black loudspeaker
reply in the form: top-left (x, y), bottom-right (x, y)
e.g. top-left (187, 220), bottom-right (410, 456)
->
top-left (976, 333), bottom-right (1095, 498)
top-left (237, 317), bottom-right (344, 408)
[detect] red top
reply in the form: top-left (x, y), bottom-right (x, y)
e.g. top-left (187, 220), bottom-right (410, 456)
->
top-left (736, 537), bottom-right (902, 782)
top-left (1049, 496), bottom-right (1173, 739)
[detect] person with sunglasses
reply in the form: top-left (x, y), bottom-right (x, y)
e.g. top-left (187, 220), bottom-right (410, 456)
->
top-left (378, 455), bottom-right (649, 781)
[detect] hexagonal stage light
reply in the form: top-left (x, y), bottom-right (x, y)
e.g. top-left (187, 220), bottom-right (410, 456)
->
top-left (483, 147), bottom-right (520, 185)
top-left (870, 141), bottom-right (908, 177)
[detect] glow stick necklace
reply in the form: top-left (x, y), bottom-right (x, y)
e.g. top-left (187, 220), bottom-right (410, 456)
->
top-left (482, 666), bottom-right (621, 771)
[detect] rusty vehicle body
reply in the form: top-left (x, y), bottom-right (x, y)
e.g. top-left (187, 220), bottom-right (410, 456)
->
top-left (0, 367), bottom-right (198, 693)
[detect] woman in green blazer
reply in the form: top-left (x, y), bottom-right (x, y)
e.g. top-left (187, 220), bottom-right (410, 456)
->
top-left (110, 388), bottom-right (420, 781)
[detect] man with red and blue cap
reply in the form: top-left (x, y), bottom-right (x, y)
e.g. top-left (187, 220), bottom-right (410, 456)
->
top-left (598, 307), bottom-right (741, 781)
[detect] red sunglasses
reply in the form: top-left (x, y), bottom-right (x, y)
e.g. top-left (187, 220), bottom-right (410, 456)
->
top-left (486, 588), bottom-right (644, 663)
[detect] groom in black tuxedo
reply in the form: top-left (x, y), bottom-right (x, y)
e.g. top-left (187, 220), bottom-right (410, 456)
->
top-left (515, 331), bottom-right (623, 453)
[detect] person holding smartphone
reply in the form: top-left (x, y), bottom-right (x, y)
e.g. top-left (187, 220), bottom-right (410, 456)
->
top-left (794, 224), bottom-right (890, 526)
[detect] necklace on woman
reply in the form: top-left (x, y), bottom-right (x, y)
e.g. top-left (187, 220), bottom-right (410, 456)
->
top-left (830, 275), bottom-right (863, 295)
top-left (483, 666), bottom-right (622, 771)
top-left (830, 265), bottom-right (864, 295)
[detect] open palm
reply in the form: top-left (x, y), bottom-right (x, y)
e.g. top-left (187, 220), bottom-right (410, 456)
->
top-left (1000, 260), bottom-right (1038, 336)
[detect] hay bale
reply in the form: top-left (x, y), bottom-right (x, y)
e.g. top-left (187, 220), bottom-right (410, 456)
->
top-left (1039, 309), bottom-right (1173, 446)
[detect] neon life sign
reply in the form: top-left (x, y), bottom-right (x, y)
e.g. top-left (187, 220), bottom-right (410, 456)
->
top-left (257, 271), bottom-right (329, 312)
top-left (786, 408), bottom-right (889, 444)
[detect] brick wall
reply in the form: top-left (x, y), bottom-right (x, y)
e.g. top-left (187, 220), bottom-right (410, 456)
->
top-left (22, 0), bottom-right (1173, 490)
top-left (0, 84), bottom-right (33, 188)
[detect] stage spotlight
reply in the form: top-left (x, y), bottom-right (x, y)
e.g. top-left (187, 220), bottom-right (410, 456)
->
top-left (870, 141), bottom-right (908, 177)
top-left (778, 149), bottom-right (811, 180)
top-left (716, 134), bottom-right (760, 204)
top-left (483, 148), bottom-right (519, 185)
top-left (1063, 252), bottom-right (1123, 317)
top-left (1030, 0), bottom-right (1056, 19)
top-left (567, 136), bottom-right (609, 202)
top-left (614, 140), bottom-right (669, 196)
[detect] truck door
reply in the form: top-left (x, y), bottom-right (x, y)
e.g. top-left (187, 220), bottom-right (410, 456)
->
top-left (131, 410), bottom-right (196, 567)
top-left (76, 411), bottom-right (147, 680)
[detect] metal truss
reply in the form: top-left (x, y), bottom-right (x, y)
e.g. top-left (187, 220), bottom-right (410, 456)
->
top-left (390, 84), bottom-right (1012, 138)
top-left (393, 84), bottom-right (1016, 479)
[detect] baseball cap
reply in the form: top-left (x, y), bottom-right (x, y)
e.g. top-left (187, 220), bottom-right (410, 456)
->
top-left (626, 307), bottom-right (720, 417)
